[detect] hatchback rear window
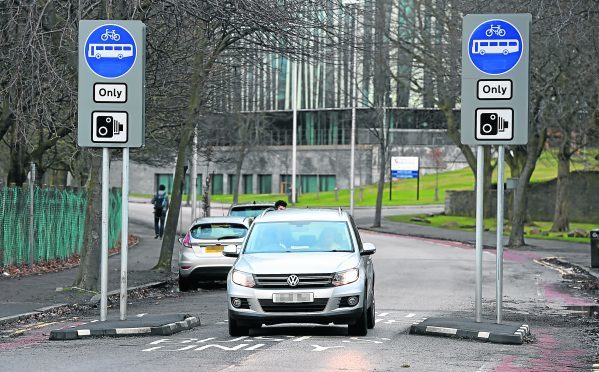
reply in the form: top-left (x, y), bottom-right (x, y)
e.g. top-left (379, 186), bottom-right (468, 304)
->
top-left (229, 205), bottom-right (272, 217)
top-left (190, 223), bottom-right (248, 240)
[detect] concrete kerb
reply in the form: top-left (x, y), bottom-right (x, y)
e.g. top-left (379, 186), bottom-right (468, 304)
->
top-left (49, 314), bottom-right (201, 340)
top-left (410, 317), bottom-right (530, 345)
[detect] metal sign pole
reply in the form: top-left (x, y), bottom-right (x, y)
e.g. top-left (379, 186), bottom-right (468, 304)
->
top-left (496, 145), bottom-right (505, 324)
top-left (120, 148), bottom-right (129, 320)
top-left (475, 145), bottom-right (484, 322)
top-left (101, 148), bottom-right (110, 321)
top-left (291, 61), bottom-right (298, 204)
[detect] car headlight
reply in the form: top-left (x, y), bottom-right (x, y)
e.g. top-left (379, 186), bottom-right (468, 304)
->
top-left (232, 269), bottom-right (256, 288)
top-left (332, 268), bottom-right (359, 286)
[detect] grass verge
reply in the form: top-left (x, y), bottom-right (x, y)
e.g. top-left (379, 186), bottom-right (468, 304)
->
top-left (386, 214), bottom-right (598, 244)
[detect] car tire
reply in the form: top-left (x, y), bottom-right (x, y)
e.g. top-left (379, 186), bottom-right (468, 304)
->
top-left (348, 290), bottom-right (368, 336)
top-left (366, 295), bottom-right (376, 329)
top-left (178, 275), bottom-right (193, 292)
top-left (228, 317), bottom-right (249, 336)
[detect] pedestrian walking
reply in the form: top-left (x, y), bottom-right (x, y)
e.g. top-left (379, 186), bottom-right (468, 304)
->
top-left (151, 185), bottom-right (169, 239)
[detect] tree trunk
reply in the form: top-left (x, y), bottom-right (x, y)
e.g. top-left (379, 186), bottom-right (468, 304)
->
top-left (73, 154), bottom-right (102, 290)
top-left (154, 38), bottom-right (209, 271)
top-left (202, 174), bottom-right (211, 217)
top-left (550, 149), bottom-right (570, 232)
top-left (508, 126), bottom-right (546, 247)
top-left (154, 119), bottom-right (194, 272)
top-left (372, 143), bottom-right (386, 228)
top-left (232, 143), bottom-right (246, 205)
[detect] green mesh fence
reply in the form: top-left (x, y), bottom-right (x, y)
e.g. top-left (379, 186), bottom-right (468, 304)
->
top-left (0, 186), bottom-right (122, 267)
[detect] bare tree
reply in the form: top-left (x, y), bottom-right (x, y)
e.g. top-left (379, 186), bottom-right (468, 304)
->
top-left (152, 0), bottom-right (341, 271)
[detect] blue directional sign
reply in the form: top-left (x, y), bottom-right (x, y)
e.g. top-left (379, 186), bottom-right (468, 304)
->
top-left (84, 24), bottom-right (137, 79)
top-left (468, 19), bottom-right (523, 75)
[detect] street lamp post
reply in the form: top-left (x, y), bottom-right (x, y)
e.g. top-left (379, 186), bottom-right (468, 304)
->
top-left (345, 0), bottom-right (360, 216)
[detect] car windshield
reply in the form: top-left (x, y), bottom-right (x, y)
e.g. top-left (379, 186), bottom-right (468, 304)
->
top-left (229, 206), bottom-right (272, 218)
top-left (244, 221), bottom-right (353, 253)
top-left (190, 223), bottom-right (248, 240)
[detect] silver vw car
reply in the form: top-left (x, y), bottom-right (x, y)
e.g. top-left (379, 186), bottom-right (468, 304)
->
top-left (224, 208), bottom-right (376, 336)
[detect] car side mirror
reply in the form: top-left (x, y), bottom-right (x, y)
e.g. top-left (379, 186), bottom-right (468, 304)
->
top-left (178, 237), bottom-right (184, 244)
top-left (223, 245), bottom-right (240, 257)
top-left (361, 242), bottom-right (376, 255)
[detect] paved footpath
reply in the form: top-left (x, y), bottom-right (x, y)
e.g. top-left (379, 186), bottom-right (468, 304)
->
top-left (1, 202), bottom-right (596, 325)
top-left (0, 221), bottom-right (173, 324)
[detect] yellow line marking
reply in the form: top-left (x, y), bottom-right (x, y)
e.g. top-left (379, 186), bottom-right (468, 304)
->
top-left (8, 321), bottom-right (59, 336)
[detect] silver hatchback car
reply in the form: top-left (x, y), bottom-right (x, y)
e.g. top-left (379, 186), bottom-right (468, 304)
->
top-left (224, 208), bottom-right (376, 336)
top-left (178, 216), bottom-right (251, 291)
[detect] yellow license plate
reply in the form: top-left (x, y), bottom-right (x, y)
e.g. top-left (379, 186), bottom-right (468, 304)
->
top-left (204, 245), bottom-right (223, 253)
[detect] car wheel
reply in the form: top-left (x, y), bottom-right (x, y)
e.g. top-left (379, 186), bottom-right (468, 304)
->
top-left (178, 275), bottom-right (193, 292)
top-left (367, 295), bottom-right (376, 329)
top-left (348, 290), bottom-right (368, 336)
top-left (228, 317), bottom-right (249, 336)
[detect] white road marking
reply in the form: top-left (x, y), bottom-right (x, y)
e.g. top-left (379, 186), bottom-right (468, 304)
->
top-left (195, 344), bottom-right (249, 351)
top-left (293, 336), bottom-right (312, 342)
top-left (136, 313), bottom-right (147, 317)
top-left (349, 337), bottom-right (385, 344)
top-left (142, 346), bottom-right (162, 352)
top-left (311, 344), bottom-right (344, 352)
top-left (253, 336), bottom-right (285, 342)
top-left (175, 345), bottom-right (197, 351)
top-left (219, 336), bottom-right (248, 343)
top-left (384, 320), bottom-right (397, 324)
top-left (244, 343), bottom-right (266, 351)
top-left (377, 312), bottom-right (389, 317)
top-left (375, 319), bottom-right (384, 323)
top-left (405, 313), bottom-right (415, 318)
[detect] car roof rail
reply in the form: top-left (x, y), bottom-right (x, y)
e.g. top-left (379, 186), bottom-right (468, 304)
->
top-left (258, 207), bottom-right (276, 218)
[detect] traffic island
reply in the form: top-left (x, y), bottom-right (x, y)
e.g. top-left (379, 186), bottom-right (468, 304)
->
top-left (49, 313), bottom-right (200, 340)
top-left (410, 317), bottom-right (529, 345)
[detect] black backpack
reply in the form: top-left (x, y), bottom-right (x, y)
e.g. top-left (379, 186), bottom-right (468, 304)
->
top-left (154, 193), bottom-right (165, 212)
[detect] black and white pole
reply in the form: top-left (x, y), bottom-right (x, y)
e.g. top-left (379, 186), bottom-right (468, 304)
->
top-left (496, 145), bottom-right (505, 323)
top-left (475, 145), bottom-right (484, 322)
top-left (101, 148), bottom-right (110, 321)
top-left (120, 148), bottom-right (129, 320)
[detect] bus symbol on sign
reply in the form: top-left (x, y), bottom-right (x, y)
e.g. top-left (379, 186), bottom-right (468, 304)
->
top-left (84, 24), bottom-right (137, 79)
top-left (468, 19), bottom-right (523, 75)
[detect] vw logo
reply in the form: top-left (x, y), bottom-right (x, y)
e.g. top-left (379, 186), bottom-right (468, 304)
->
top-left (287, 275), bottom-right (300, 287)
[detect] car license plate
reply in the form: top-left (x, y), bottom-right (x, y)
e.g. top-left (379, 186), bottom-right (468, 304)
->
top-left (204, 245), bottom-right (223, 253)
top-left (272, 293), bottom-right (314, 303)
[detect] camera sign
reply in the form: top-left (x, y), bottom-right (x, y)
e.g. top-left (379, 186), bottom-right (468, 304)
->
top-left (92, 112), bottom-right (128, 143)
top-left (461, 14), bottom-right (530, 145)
top-left (475, 109), bottom-right (513, 141)
top-left (78, 20), bottom-right (145, 148)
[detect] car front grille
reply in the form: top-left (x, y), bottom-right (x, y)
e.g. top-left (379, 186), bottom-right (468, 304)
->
top-left (253, 273), bottom-right (333, 288)
top-left (258, 298), bottom-right (329, 313)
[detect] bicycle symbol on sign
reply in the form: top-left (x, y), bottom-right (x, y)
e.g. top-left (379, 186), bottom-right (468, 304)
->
top-left (101, 29), bottom-right (120, 41)
top-left (485, 24), bottom-right (506, 37)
